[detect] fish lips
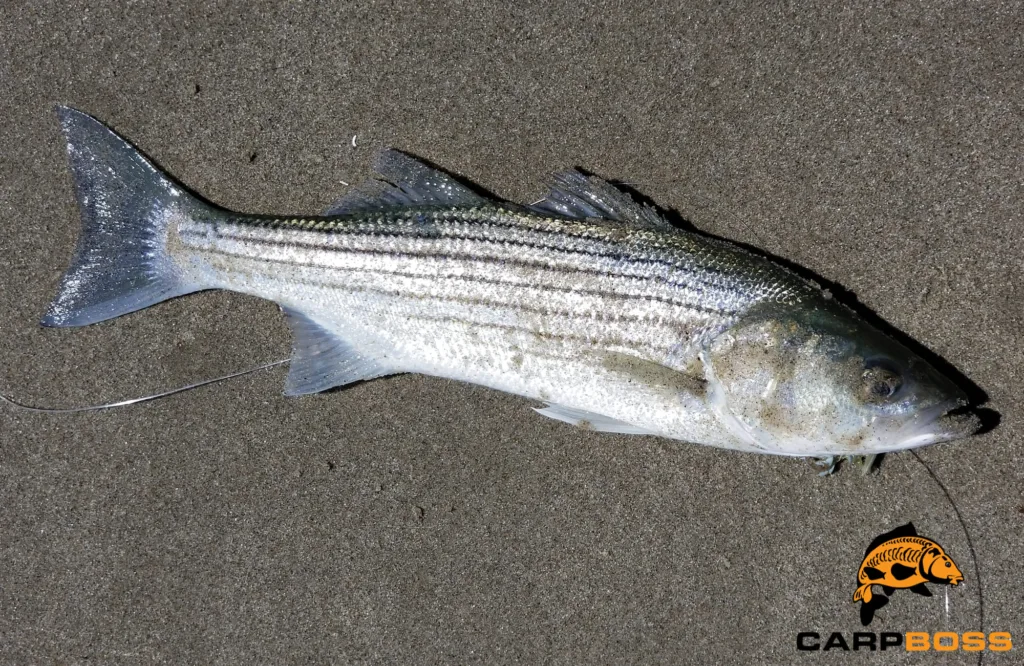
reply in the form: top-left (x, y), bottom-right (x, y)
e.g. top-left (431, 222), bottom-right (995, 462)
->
top-left (895, 398), bottom-right (982, 449)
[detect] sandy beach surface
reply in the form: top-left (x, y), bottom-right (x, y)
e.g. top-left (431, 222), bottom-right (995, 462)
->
top-left (1, 1), bottom-right (1021, 663)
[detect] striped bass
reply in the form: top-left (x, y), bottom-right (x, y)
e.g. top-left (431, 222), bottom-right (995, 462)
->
top-left (42, 107), bottom-right (979, 458)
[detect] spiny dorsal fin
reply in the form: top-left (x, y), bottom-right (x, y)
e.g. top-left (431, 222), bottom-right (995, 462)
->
top-left (529, 170), bottom-right (674, 229)
top-left (863, 522), bottom-right (919, 558)
top-left (325, 149), bottom-right (489, 216)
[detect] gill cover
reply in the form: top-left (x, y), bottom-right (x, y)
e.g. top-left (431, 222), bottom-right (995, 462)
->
top-left (700, 301), bottom-right (975, 456)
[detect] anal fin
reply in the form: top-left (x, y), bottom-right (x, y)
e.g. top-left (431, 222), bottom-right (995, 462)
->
top-left (534, 403), bottom-right (656, 435)
top-left (283, 308), bottom-right (393, 396)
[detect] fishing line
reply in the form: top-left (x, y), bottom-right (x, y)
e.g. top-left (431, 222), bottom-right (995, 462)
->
top-left (1, 356), bottom-right (448, 535)
top-left (0, 359), bottom-right (288, 413)
top-left (0, 354), bottom-right (991, 661)
top-left (909, 448), bottom-right (985, 666)
top-left (677, 184), bottom-right (988, 659)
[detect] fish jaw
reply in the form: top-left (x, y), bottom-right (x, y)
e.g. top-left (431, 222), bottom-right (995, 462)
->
top-left (889, 398), bottom-right (981, 450)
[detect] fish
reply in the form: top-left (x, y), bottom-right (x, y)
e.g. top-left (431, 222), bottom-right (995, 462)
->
top-left (853, 522), bottom-right (963, 625)
top-left (41, 106), bottom-right (980, 458)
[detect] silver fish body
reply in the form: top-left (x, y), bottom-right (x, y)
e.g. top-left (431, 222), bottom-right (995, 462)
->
top-left (42, 107), bottom-right (980, 457)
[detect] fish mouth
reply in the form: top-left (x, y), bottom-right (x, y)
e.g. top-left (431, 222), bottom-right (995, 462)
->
top-left (896, 398), bottom-right (981, 449)
top-left (949, 576), bottom-right (963, 586)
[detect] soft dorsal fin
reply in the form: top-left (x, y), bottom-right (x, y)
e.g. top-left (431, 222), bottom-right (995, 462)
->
top-left (282, 307), bottom-right (394, 395)
top-left (533, 403), bottom-right (657, 435)
top-left (529, 170), bottom-right (674, 229)
top-left (863, 522), bottom-right (918, 557)
top-left (325, 149), bottom-right (489, 216)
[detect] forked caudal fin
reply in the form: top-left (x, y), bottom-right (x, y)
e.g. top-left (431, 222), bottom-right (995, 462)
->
top-left (41, 106), bottom-right (207, 327)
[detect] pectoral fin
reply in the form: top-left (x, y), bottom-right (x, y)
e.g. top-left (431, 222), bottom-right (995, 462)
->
top-left (598, 351), bottom-right (707, 396)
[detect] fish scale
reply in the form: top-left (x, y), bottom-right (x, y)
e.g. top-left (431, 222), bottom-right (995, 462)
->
top-left (177, 215), bottom-right (761, 373)
top-left (178, 208), bottom-right (800, 325)
top-left (167, 193), bottom-right (806, 447)
top-left (40, 107), bottom-right (980, 458)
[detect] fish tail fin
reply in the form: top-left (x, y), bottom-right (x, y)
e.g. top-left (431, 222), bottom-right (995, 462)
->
top-left (853, 584), bottom-right (873, 604)
top-left (41, 106), bottom-right (208, 327)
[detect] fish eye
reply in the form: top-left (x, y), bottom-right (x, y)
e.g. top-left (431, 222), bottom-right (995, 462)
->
top-left (861, 362), bottom-right (903, 401)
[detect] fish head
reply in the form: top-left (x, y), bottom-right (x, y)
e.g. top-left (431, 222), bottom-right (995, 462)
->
top-left (922, 546), bottom-right (964, 585)
top-left (701, 300), bottom-right (980, 455)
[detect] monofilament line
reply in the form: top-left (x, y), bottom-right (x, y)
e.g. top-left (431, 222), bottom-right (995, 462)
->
top-left (0, 359), bottom-right (288, 413)
top-left (909, 448), bottom-right (985, 666)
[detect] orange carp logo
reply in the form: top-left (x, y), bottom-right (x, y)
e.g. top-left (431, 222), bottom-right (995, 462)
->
top-left (795, 522), bottom-right (1010, 653)
top-left (854, 522), bottom-right (963, 625)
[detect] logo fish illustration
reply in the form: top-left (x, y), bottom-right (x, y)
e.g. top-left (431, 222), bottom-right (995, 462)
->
top-left (854, 522), bottom-right (963, 625)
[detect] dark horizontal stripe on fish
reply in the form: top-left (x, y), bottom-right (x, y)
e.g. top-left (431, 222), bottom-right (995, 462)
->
top-left (182, 228), bottom-right (749, 314)
top-left (207, 220), bottom-right (755, 294)
top-left (187, 240), bottom-right (734, 318)
top-left (221, 206), bottom-right (649, 246)
top-left (228, 269), bottom-right (703, 344)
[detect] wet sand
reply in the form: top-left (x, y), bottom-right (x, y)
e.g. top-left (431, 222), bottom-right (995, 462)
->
top-left (1, 2), bottom-right (1021, 663)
